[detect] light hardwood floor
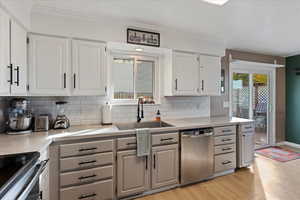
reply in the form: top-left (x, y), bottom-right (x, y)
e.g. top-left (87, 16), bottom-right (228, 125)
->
top-left (136, 154), bottom-right (300, 200)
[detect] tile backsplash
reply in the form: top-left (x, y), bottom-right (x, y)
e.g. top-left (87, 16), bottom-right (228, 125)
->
top-left (13, 96), bottom-right (210, 126)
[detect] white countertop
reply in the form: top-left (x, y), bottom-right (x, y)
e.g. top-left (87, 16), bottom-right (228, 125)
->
top-left (0, 117), bottom-right (253, 156)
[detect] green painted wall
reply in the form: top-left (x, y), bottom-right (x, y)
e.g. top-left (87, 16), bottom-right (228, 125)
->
top-left (286, 55), bottom-right (300, 144)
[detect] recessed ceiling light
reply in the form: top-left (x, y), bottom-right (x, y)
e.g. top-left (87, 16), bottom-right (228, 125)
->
top-left (135, 48), bottom-right (143, 52)
top-left (202, 0), bottom-right (229, 6)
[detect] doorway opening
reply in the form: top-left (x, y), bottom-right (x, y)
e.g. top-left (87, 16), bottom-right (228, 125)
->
top-left (230, 64), bottom-right (275, 149)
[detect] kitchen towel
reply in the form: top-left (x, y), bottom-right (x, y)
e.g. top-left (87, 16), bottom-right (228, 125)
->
top-left (136, 128), bottom-right (151, 157)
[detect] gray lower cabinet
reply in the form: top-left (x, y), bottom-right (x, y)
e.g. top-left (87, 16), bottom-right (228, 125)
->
top-left (151, 144), bottom-right (179, 189)
top-left (117, 150), bottom-right (150, 198)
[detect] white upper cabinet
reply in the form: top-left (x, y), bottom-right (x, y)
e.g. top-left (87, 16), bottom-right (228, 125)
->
top-left (28, 34), bottom-right (70, 96)
top-left (0, 9), bottom-right (10, 95)
top-left (164, 50), bottom-right (221, 97)
top-left (10, 20), bottom-right (27, 95)
top-left (0, 9), bottom-right (28, 96)
top-left (199, 55), bottom-right (221, 96)
top-left (72, 40), bottom-right (106, 96)
top-left (172, 51), bottom-right (200, 96)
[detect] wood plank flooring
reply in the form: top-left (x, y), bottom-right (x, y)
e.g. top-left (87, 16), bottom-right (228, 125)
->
top-left (136, 153), bottom-right (300, 200)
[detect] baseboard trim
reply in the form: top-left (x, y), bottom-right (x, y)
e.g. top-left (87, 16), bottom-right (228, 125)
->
top-left (276, 141), bottom-right (300, 148)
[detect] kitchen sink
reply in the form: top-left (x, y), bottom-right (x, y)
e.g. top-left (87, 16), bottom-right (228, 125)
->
top-left (116, 121), bottom-right (173, 130)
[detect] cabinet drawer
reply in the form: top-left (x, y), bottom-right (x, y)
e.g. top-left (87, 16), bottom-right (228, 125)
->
top-left (215, 152), bottom-right (236, 173)
top-left (117, 137), bottom-right (137, 150)
top-left (214, 126), bottom-right (236, 136)
top-left (152, 132), bottom-right (179, 146)
top-left (241, 123), bottom-right (255, 132)
top-left (60, 166), bottom-right (113, 187)
top-left (60, 179), bottom-right (113, 200)
top-left (60, 140), bottom-right (114, 158)
top-left (214, 135), bottom-right (236, 146)
top-left (214, 144), bottom-right (235, 155)
top-left (60, 152), bottom-right (113, 172)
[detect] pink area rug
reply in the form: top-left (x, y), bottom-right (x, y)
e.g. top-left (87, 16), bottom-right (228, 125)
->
top-left (256, 146), bottom-right (300, 162)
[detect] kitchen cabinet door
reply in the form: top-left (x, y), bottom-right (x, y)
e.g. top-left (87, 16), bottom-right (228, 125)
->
top-left (199, 55), bottom-right (221, 96)
top-left (152, 144), bottom-right (179, 189)
top-left (173, 52), bottom-right (200, 96)
top-left (72, 40), bottom-right (106, 96)
top-left (117, 150), bottom-right (149, 198)
top-left (10, 20), bottom-right (27, 96)
top-left (0, 9), bottom-right (10, 95)
top-left (28, 34), bottom-right (70, 96)
top-left (241, 132), bottom-right (255, 167)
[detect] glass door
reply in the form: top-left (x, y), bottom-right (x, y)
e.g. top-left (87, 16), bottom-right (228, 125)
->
top-left (232, 71), bottom-right (271, 149)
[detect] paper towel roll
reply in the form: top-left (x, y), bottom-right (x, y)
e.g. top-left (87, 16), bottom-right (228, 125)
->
top-left (102, 102), bottom-right (112, 125)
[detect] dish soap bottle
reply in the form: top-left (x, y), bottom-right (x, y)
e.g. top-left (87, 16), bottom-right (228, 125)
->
top-left (155, 110), bottom-right (161, 122)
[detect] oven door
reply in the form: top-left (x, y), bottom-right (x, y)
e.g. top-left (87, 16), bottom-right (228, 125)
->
top-left (16, 160), bottom-right (48, 200)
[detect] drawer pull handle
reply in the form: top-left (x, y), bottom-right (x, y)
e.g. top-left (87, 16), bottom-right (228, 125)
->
top-left (78, 160), bottom-right (97, 165)
top-left (126, 142), bottom-right (137, 146)
top-left (78, 174), bottom-right (97, 180)
top-left (160, 138), bottom-right (174, 142)
top-left (244, 126), bottom-right (253, 129)
top-left (222, 161), bottom-right (232, 165)
top-left (222, 147), bottom-right (232, 151)
top-left (78, 147), bottom-right (97, 152)
top-left (222, 138), bottom-right (232, 142)
top-left (78, 193), bottom-right (96, 199)
top-left (222, 129), bottom-right (232, 133)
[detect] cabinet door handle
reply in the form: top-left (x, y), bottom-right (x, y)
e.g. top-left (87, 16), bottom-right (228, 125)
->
top-left (145, 156), bottom-right (148, 170)
top-left (175, 79), bottom-right (178, 90)
top-left (153, 154), bottom-right (156, 169)
top-left (78, 160), bottom-right (97, 165)
top-left (63, 73), bottom-right (66, 88)
top-left (78, 147), bottom-right (97, 152)
top-left (201, 80), bottom-right (204, 91)
top-left (78, 174), bottom-right (97, 180)
top-left (14, 66), bottom-right (20, 86)
top-left (222, 129), bottom-right (232, 133)
top-left (7, 64), bottom-right (13, 85)
top-left (78, 193), bottom-right (96, 199)
top-left (73, 74), bottom-right (76, 89)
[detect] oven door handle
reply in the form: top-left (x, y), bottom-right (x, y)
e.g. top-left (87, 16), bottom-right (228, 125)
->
top-left (16, 159), bottom-right (49, 200)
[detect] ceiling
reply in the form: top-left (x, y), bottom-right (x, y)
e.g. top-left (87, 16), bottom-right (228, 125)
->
top-left (31, 0), bottom-right (300, 57)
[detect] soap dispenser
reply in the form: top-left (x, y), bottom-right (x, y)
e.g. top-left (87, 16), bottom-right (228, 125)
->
top-left (155, 110), bottom-right (161, 122)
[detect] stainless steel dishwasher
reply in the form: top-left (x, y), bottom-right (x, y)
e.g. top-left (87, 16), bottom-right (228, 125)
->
top-left (181, 128), bottom-right (214, 185)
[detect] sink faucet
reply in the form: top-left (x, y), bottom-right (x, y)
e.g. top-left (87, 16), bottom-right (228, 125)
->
top-left (137, 97), bottom-right (144, 123)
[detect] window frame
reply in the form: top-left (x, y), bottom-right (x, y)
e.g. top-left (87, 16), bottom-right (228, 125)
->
top-left (109, 52), bottom-right (160, 105)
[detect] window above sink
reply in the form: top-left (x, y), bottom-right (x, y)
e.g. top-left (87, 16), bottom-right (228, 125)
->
top-left (107, 42), bottom-right (171, 105)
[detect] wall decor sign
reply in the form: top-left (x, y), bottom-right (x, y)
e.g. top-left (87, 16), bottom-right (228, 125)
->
top-left (127, 28), bottom-right (160, 47)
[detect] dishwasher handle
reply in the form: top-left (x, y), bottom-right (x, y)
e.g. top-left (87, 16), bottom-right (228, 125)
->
top-left (182, 132), bottom-right (213, 138)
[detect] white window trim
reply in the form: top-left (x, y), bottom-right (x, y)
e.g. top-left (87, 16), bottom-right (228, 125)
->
top-left (108, 51), bottom-right (161, 105)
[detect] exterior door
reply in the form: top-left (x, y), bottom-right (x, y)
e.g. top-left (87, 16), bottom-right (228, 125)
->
top-left (10, 20), bottom-right (27, 95)
top-left (28, 34), bottom-right (70, 95)
top-left (199, 55), bottom-right (221, 96)
top-left (231, 67), bottom-right (273, 148)
top-left (152, 144), bottom-right (179, 189)
top-left (117, 150), bottom-right (149, 198)
top-left (0, 9), bottom-right (10, 95)
top-left (72, 40), bottom-right (106, 96)
top-left (173, 52), bottom-right (200, 95)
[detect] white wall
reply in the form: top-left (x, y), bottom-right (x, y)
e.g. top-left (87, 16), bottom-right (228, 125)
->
top-left (0, 0), bottom-right (32, 29)
top-left (31, 12), bottom-right (225, 56)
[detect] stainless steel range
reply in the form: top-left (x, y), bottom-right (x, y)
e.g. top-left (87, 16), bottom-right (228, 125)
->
top-left (180, 128), bottom-right (214, 185)
top-left (0, 152), bottom-right (48, 200)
